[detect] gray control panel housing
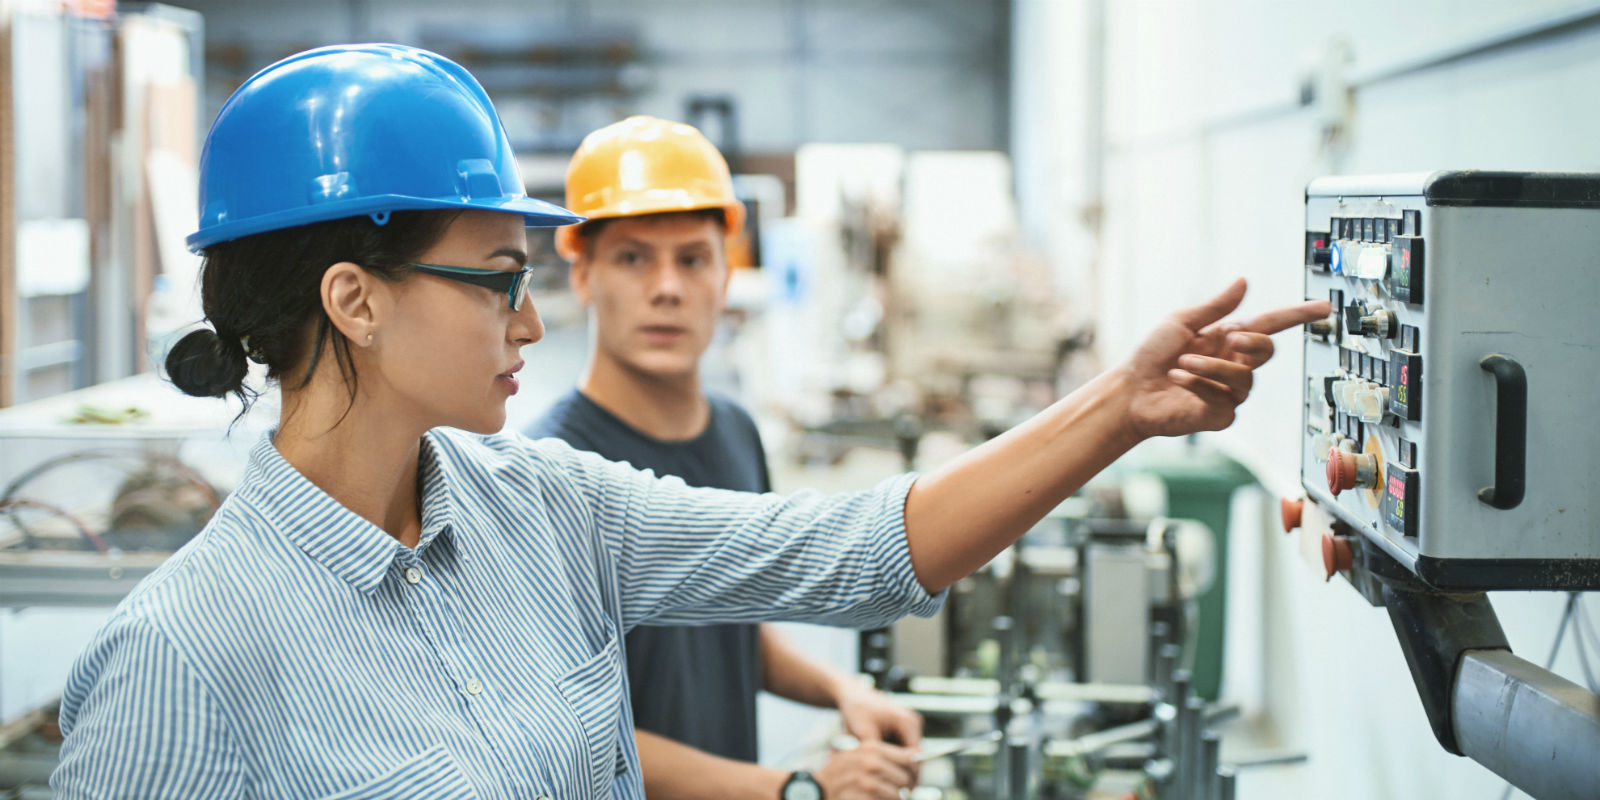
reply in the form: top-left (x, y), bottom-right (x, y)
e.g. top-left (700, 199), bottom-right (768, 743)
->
top-left (1301, 171), bottom-right (1600, 590)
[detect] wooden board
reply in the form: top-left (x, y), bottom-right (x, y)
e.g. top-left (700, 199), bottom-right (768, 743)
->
top-left (0, 8), bottom-right (17, 408)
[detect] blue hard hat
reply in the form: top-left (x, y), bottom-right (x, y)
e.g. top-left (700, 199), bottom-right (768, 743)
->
top-left (187, 43), bottom-right (581, 252)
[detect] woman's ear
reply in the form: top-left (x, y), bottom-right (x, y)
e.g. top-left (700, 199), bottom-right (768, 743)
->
top-left (321, 262), bottom-right (383, 344)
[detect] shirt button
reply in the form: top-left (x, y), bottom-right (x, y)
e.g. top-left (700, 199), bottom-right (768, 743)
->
top-left (404, 567), bottom-right (422, 584)
top-left (465, 678), bottom-right (483, 695)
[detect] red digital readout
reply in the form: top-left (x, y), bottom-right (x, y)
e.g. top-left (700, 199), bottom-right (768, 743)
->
top-left (1388, 475), bottom-right (1406, 497)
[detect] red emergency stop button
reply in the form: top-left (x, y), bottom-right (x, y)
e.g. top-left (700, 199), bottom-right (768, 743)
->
top-left (1280, 498), bottom-right (1304, 532)
top-left (1321, 533), bottom-right (1354, 580)
top-left (1326, 448), bottom-right (1377, 496)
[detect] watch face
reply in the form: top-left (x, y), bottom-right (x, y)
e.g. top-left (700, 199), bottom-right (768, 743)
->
top-left (784, 776), bottom-right (822, 800)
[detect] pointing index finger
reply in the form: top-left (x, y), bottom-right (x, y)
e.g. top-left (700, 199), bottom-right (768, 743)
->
top-left (1240, 299), bottom-right (1333, 335)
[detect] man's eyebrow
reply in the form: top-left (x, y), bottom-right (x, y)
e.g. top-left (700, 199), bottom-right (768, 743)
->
top-left (488, 247), bottom-right (528, 266)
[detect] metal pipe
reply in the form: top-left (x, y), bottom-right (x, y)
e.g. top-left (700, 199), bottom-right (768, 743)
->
top-left (1201, 731), bottom-right (1222, 800)
top-left (1009, 734), bottom-right (1032, 800)
top-left (1452, 649), bottom-right (1600, 800)
top-left (1045, 717), bottom-right (1160, 758)
top-left (1217, 765), bottom-right (1237, 800)
top-left (1183, 697), bottom-right (1205, 800)
top-left (1169, 672), bottom-right (1192, 800)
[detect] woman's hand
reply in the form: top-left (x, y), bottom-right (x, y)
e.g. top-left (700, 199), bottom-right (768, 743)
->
top-left (1118, 278), bottom-right (1331, 440)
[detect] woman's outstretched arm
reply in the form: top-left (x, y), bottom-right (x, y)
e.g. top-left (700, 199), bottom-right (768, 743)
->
top-left (904, 279), bottom-right (1331, 593)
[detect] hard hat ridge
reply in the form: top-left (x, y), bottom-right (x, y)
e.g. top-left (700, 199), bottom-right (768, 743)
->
top-left (187, 43), bottom-right (582, 252)
top-left (554, 115), bottom-right (747, 260)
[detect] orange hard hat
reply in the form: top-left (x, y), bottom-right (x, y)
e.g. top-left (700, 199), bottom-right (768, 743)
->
top-left (554, 115), bottom-right (747, 260)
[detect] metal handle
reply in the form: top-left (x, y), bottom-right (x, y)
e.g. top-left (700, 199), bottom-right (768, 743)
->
top-left (1477, 355), bottom-right (1526, 510)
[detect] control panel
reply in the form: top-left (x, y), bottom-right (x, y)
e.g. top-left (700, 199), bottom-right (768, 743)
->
top-left (1299, 171), bottom-right (1600, 590)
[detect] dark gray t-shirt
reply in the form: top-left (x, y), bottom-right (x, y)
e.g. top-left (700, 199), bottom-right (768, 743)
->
top-left (528, 389), bottom-right (769, 761)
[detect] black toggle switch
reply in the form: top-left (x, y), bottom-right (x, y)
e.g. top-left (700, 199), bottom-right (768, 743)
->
top-left (1345, 301), bottom-right (1365, 335)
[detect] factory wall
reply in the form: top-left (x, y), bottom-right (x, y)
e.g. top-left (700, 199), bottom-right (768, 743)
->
top-left (1013, 2), bottom-right (1600, 798)
top-left (173, 0), bottom-right (1010, 156)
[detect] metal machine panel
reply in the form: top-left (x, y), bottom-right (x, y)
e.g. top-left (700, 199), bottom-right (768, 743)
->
top-left (1300, 171), bottom-right (1600, 590)
top-left (1084, 542), bottom-right (1149, 684)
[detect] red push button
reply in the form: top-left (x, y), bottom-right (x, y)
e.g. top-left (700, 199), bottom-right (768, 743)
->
top-left (1321, 533), bottom-right (1354, 580)
top-left (1326, 448), bottom-right (1377, 496)
top-left (1280, 498), bottom-right (1304, 533)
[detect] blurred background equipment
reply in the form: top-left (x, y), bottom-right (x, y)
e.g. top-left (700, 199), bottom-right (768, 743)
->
top-left (842, 445), bottom-right (1284, 800)
top-left (0, 372), bottom-right (265, 793)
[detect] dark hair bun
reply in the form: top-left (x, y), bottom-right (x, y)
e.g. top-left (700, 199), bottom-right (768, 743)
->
top-left (165, 328), bottom-right (248, 398)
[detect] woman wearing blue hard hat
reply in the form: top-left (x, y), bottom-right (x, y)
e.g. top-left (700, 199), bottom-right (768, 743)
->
top-left (50, 44), bottom-right (1327, 799)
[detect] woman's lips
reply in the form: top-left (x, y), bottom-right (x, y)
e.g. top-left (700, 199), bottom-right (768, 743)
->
top-left (496, 361), bottom-right (523, 394)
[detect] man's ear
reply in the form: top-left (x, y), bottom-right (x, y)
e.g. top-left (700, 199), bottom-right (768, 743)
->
top-left (569, 256), bottom-right (593, 307)
top-left (321, 262), bottom-right (384, 343)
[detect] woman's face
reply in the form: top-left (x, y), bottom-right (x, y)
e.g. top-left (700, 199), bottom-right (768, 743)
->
top-left (373, 209), bottom-right (541, 435)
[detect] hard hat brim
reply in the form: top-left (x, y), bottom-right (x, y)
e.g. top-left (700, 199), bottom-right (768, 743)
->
top-left (186, 194), bottom-right (583, 253)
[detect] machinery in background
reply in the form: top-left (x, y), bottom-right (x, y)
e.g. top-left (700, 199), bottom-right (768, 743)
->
top-left (852, 467), bottom-right (1273, 800)
top-left (0, 373), bottom-right (263, 794)
top-left (1286, 171), bottom-right (1600, 800)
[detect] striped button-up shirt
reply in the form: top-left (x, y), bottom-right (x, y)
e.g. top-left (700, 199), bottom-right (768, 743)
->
top-left (52, 428), bottom-right (941, 799)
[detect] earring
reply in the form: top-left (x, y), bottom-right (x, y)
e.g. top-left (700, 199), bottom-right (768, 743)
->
top-left (366, 331), bottom-right (374, 345)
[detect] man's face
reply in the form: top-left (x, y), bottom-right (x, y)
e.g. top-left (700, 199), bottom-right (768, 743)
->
top-left (572, 212), bottom-right (729, 383)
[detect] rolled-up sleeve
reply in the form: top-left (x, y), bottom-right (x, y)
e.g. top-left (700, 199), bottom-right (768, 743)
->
top-left (539, 440), bottom-right (945, 632)
top-left (53, 615), bottom-right (245, 799)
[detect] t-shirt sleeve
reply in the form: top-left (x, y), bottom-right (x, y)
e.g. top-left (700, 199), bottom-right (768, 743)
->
top-left (53, 615), bottom-right (246, 799)
top-left (528, 437), bottom-right (945, 632)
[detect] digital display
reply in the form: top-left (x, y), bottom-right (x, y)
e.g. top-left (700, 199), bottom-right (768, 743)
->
top-left (1383, 463), bottom-right (1419, 537)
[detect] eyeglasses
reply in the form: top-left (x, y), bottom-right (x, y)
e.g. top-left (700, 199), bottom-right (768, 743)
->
top-left (404, 262), bottom-right (533, 311)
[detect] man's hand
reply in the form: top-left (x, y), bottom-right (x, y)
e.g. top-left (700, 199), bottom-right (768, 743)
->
top-left (1118, 278), bottom-right (1331, 439)
top-left (836, 682), bottom-right (924, 751)
top-left (814, 741), bottom-right (917, 800)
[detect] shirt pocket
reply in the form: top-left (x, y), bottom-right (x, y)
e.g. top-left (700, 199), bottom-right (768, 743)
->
top-left (556, 629), bottom-right (628, 789)
top-left (320, 743), bottom-right (480, 800)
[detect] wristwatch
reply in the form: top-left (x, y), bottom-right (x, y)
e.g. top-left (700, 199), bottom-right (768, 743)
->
top-left (780, 771), bottom-right (824, 800)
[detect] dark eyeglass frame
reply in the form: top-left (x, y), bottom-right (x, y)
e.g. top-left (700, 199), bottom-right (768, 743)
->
top-left (404, 262), bottom-right (533, 311)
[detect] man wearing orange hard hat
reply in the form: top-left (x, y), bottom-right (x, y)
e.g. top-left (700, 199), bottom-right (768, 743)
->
top-left (531, 116), bottom-right (922, 800)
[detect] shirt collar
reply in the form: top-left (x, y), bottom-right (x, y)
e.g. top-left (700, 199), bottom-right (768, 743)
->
top-left (236, 430), bottom-right (461, 595)
top-left (416, 429), bottom-right (459, 556)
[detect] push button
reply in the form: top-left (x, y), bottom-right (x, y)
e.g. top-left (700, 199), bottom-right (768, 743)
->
top-left (1321, 533), bottom-right (1355, 580)
top-left (1327, 448), bottom-right (1379, 496)
top-left (1280, 498), bottom-right (1304, 533)
top-left (1359, 309), bottom-right (1397, 339)
top-left (1306, 232), bottom-right (1332, 269)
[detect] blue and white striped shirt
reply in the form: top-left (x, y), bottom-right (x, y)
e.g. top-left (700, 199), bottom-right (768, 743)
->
top-left (52, 428), bottom-right (942, 799)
